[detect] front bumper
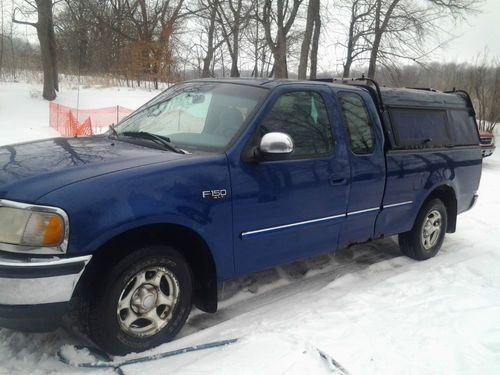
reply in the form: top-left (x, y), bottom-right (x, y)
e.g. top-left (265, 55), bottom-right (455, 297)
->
top-left (0, 252), bottom-right (91, 331)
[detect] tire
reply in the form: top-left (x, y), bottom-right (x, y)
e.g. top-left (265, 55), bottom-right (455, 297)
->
top-left (399, 198), bottom-right (447, 261)
top-left (87, 245), bottom-right (193, 355)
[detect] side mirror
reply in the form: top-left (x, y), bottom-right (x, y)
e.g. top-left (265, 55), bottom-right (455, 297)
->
top-left (257, 132), bottom-right (294, 160)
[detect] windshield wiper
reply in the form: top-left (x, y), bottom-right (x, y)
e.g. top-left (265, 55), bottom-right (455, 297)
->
top-left (120, 131), bottom-right (186, 154)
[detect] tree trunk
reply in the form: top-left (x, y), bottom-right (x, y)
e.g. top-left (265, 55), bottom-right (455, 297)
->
top-left (0, 1), bottom-right (4, 77)
top-left (230, 28), bottom-right (240, 77)
top-left (217, 0), bottom-right (243, 78)
top-left (260, 0), bottom-right (302, 79)
top-left (367, 0), bottom-right (401, 79)
top-left (202, 1), bottom-right (218, 78)
top-left (298, 0), bottom-right (317, 79)
top-left (343, 59), bottom-right (352, 78)
top-left (9, 13), bottom-right (16, 79)
top-left (274, 30), bottom-right (288, 78)
top-left (36, 0), bottom-right (58, 100)
top-left (343, 2), bottom-right (357, 78)
top-left (253, 2), bottom-right (259, 77)
top-left (367, 30), bottom-right (382, 79)
top-left (309, 2), bottom-right (321, 80)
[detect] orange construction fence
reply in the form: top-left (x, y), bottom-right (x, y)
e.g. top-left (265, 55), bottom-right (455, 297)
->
top-left (49, 102), bottom-right (133, 137)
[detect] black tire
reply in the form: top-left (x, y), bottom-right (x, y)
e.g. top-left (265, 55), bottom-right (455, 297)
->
top-left (399, 199), bottom-right (447, 261)
top-left (87, 245), bottom-right (192, 355)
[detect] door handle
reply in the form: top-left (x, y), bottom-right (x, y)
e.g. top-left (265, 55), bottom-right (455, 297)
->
top-left (329, 177), bottom-right (347, 186)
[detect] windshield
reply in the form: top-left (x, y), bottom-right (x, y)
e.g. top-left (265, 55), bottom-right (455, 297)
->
top-left (115, 82), bottom-right (268, 152)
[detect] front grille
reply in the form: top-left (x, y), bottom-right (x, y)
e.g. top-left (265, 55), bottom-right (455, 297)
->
top-left (480, 137), bottom-right (492, 145)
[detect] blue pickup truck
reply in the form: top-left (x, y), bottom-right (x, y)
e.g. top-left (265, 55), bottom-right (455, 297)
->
top-left (0, 79), bottom-right (481, 354)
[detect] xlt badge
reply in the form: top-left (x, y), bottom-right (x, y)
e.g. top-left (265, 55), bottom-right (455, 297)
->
top-left (202, 189), bottom-right (227, 200)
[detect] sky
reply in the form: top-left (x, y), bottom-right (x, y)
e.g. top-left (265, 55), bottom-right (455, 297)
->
top-left (313, 0), bottom-right (500, 73)
top-left (437, 0), bottom-right (500, 63)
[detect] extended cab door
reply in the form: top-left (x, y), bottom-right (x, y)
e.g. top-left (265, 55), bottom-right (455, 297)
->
top-left (336, 90), bottom-right (386, 247)
top-left (229, 85), bottom-right (350, 275)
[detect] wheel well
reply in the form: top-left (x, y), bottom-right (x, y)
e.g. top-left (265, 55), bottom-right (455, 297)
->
top-left (424, 185), bottom-right (457, 233)
top-left (76, 224), bottom-right (218, 314)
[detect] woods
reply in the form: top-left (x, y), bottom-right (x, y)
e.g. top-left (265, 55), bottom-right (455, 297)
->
top-left (0, 0), bottom-right (479, 82)
top-left (0, 0), bottom-right (497, 133)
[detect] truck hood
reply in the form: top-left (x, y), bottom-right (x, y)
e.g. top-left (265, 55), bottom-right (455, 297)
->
top-left (0, 136), bottom-right (186, 202)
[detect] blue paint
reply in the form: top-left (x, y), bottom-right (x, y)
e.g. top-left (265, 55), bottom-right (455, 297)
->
top-left (0, 79), bottom-right (482, 286)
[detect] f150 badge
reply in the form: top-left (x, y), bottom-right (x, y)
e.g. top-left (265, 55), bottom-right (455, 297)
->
top-left (202, 189), bottom-right (227, 200)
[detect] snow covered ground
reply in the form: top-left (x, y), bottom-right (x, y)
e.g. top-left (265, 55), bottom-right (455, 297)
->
top-left (0, 81), bottom-right (157, 146)
top-left (0, 82), bottom-right (499, 374)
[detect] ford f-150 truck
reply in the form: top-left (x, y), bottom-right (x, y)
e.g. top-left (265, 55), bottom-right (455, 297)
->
top-left (0, 79), bottom-right (482, 355)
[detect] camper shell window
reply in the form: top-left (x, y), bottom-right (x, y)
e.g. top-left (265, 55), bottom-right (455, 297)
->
top-left (379, 88), bottom-right (479, 150)
top-left (389, 108), bottom-right (450, 148)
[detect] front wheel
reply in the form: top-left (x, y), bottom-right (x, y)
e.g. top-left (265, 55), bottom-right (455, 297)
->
top-left (87, 245), bottom-right (193, 355)
top-left (399, 199), bottom-right (447, 260)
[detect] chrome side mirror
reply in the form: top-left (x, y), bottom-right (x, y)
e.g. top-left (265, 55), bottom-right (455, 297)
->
top-left (259, 132), bottom-right (294, 155)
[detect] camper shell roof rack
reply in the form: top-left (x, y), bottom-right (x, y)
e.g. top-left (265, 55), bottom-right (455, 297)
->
top-left (311, 75), bottom-right (385, 115)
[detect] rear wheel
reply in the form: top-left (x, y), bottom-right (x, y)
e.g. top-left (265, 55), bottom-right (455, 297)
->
top-left (399, 199), bottom-right (447, 260)
top-left (88, 245), bottom-right (192, 355)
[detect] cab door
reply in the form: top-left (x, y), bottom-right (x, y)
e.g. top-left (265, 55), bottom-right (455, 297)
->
top-left (228, 86), bottom-right (350, 275)
top-left (336, 90), bottom-right (386, 247)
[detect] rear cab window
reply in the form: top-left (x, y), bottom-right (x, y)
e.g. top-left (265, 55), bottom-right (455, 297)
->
top-left (338, 92), bottom-right (375, 154)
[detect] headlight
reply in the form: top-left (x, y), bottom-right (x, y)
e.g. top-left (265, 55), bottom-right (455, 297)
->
top-left (0, 200), bottom-right (68, 254)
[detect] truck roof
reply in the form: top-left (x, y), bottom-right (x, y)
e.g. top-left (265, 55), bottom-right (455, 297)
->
top-left (188, 78), bottom-right (471, 110)
top-left (379, 87), bottom-right (469, 109)
top-left (188, 78), bottom-right (365, 91)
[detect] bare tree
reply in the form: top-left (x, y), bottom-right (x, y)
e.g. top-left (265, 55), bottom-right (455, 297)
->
top-left (258, 0), bottom-right (304, 78)
top-left (0, 1), bottom-right (4, 77)
top-left (367, 0), bottom-right (478, 78)
top-left (298, 0), bottom-right (320, 79)
top-left (202, 0), bottom-right (219, 78)
top-left (13, 0), bottom-right (58, 100)
top-left (215, 0), bottom-right (253, 77)
top-left (57, 0), bottom-right (101, 74)
top-left (195, 0), bottom-right (225, 78)
top-left (340, 0), bottom-right (374, 77)
top-left (9, 3), bottom-right (17, 79)
top-left (250, 1), bottom-right (260, 77)
top-left (309, 0), bottom-right (321, 79)
top-left (339, 0), bottom-right (478, 79)
top-left (465, 56), bottom-right (500, 133)
top-left (243, 1), bottom-right (273, 77)
top-left (366, 0), bottom-right (399, 78)
top-left (86, 0), bottom-right (187, 87)
top-left (125, 0), bottom-right (185, 88)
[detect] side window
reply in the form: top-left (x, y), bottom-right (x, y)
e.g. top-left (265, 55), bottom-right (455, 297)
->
top-left (447, 109), bottom-right (479, 146)
top-left (339, 93), bottom-right (374, 154)
top-left (389, 108), bottom-right (450, 147)
top-left (259, 91), bottom-right (334, 158)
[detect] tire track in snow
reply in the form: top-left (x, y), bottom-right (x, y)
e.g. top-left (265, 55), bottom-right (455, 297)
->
top-left (180, 238), bottom-right (401, 337)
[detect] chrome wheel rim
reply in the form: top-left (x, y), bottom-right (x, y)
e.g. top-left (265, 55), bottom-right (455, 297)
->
top-left (421, 210), bottom-right (442, 250)
top-left (117, 266), bottom-right (179, 337)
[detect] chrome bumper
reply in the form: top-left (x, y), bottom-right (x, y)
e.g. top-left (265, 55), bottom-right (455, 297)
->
top-left (0, 253), bottom-right (91, 305)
